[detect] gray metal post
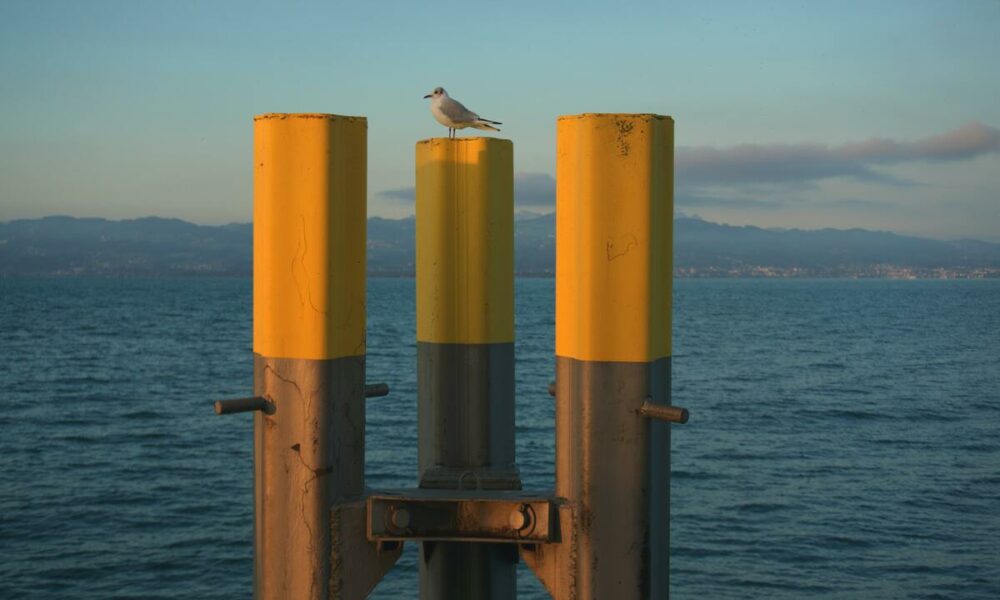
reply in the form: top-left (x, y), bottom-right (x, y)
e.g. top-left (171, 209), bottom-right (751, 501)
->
top-left (253, 356), bottom-right (366, 599)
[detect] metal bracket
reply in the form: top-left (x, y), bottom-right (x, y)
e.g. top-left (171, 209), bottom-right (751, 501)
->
top-left (367, 490), bottom-right (557, 544)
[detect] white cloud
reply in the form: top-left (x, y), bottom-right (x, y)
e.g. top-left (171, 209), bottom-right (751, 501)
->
top-left (677, 122), bottom-right (1000, 188)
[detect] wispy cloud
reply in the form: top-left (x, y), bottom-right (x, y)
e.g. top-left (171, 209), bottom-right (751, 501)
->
top-left (377, 123), bottom-right (999, 215)
top-left (377, 187), bottom-right (415, 203)
top-left (376, 172), bottom-right (556, 211)
top-left (677, 122), bottom-right (1000, 188)
top-left (676, 192), bottom-right (787, 209)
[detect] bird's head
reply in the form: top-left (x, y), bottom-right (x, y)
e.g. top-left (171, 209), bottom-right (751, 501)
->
top-left (423, 87), bottom-right (446, 99)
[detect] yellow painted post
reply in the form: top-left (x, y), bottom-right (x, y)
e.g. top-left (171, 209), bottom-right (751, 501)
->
top-left (415, 137), bottom-right (519, 599)
top-left (554, 114), bottom-right (673, 365)
top-left (524, 114), bottom-right (674, 599)
top-left (415, 138), bottom-right (514, 350)
top-left (252, 113), bottom-right (367, 600)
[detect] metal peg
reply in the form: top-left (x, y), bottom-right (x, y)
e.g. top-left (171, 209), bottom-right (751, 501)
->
top-left (638, 398), bottom-right (689, 424)
top-left (214, 396), bottom-right (271, 415)
top-left (216, 384), bottom-right (387, 416)
top-left (365, 383), bottom-right (390, 398)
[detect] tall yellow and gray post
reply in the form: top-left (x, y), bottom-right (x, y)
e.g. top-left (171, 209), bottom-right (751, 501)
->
top-left (252, 113), bottom-right (368, 600)
top-left (415, 137), bottom-right (518, 598)
top-left (524, 114), bottom-right (679, 599)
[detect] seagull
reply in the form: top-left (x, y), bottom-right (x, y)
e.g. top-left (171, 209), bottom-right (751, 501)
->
top-left (423, 87), bottom-right (502, 139)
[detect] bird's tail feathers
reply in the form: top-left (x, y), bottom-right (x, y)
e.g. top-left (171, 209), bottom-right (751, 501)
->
top-left (478, 118), bottom-right (502, 125)
top-left (472, 121), bottom-right (501, 132)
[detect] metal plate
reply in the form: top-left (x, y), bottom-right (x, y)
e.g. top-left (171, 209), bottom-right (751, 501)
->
top-left (367, 491), bottom-right (555, 543)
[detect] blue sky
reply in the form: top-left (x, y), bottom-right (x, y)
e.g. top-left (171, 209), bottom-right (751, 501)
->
top-left (1, 0), bottom-right (998, 240)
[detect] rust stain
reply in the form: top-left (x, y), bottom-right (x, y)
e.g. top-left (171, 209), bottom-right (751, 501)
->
top-left (569, 506), bottom-right (579, 600)
top-left (615, 119), bottom-right (634, 156)
top-left (254, 113), bottom-right (366, 122)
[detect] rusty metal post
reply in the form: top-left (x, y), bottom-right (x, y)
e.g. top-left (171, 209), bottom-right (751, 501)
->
top-left (415, 137), bottom-right (519, 598)
top-left (252, 113), bottom-right (368, 600)
top-left (524, 114), bottom-right (675, 599)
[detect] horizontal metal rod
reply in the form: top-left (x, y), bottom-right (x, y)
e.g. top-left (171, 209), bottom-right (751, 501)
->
top-left (551, 382), bottom-right (688, 425)
top-left (638, 399), bottom-right (689, 424)
top-left (216, 384), bottom-right (387, 416)
top-left (365, 383), bottom-right (390, 398)
top-left (214, 396), bottom-right (270, 415)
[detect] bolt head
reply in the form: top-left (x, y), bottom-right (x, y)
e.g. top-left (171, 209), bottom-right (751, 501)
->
top-left (509, 506), bottom-right (529, 531)
top-left (390, 507), bottom-right (410, 530)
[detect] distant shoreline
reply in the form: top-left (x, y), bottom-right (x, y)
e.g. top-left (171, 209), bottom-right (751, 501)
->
top-left (3, 215), bottom-right (999, 278)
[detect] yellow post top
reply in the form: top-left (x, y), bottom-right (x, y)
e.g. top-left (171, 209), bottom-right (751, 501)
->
top-left (416, 137), bottom-right (514, 345)
top-left (555, 113), bottom-right (674, 363)
top-left (253, 113), bottom-right (367, 360)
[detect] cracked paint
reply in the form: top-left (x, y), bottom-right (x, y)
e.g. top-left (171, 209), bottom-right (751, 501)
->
top-left (292, 215), bottom-right (329, 318)
top-left (606, 234), bottom-right (638, 261)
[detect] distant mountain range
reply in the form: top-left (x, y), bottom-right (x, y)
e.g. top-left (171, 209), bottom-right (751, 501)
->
top-left (2, 214), bottom-right (999, 278)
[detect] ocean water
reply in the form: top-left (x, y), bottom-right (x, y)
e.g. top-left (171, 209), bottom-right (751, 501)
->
top-left (1, 277), bottom-right (999, 599)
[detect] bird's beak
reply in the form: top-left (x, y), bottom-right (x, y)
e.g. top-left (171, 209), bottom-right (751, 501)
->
top-left (423, 94), bottom-right (432, 99)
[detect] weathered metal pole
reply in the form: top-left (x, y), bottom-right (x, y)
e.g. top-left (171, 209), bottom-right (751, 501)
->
top-left (552, 113), bottom-right (674, 598)
top-left (415, 137), bottom-right (519, 599)
top-left (252, 113), bottom-right (367, 600)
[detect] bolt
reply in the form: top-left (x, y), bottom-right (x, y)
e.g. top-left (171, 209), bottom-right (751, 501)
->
top-left (390, 507), bottom-right (410, 530)
top-left (509, 505), bottom-right (530, 531)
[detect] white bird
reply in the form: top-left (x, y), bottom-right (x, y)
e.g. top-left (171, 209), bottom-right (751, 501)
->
top-left (423, 87), bottom-right (502, 138)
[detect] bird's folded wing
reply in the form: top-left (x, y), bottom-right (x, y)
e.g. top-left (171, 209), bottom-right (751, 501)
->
top-left (440, 99), bottom-right (479, 122)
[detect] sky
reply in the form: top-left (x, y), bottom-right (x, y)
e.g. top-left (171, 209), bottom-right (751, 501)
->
top-left (1, 0), bottom-right (998, 241)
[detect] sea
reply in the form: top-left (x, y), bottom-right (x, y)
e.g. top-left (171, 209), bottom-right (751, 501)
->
top-left (1, 277), bottom-right (998, 599)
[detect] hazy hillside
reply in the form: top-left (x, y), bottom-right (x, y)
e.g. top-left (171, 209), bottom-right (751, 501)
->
top-left (673, 218), bottom-right (1000, 271)
top-left (0, 216), bottom-right (251, 276)
top-left (2, 214), bottom-right (999, 277)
